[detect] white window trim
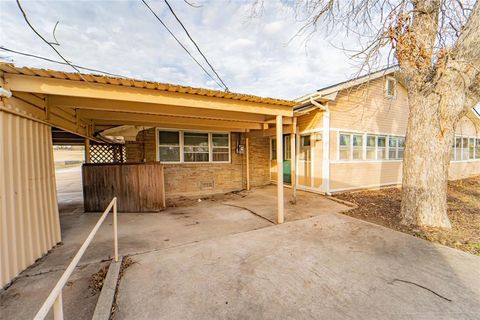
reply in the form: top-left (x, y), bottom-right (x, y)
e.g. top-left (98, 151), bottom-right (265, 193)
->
top-left (385, 76), bottom-right (397, 98)
top-left (156, 128), bottom-right (231, 164)
top-left (337, 131), bottom-right (406, 162)
top-left (452, 135), bottom-right (480, 162)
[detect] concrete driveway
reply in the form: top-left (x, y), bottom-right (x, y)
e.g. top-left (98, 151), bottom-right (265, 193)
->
top-left (117, 213), bottom-right (480, 320)
top-left (2, 167), bottom-right (479, 319)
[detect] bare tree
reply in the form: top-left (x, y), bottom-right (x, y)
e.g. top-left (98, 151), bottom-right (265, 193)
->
top-left (255, 0), bottom-right (480, 228)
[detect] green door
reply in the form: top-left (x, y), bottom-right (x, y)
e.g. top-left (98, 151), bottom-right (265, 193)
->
top-left (283, 135), bottom-right (291, 184)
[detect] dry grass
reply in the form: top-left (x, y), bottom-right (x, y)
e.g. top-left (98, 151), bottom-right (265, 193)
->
top-left (335, 176), bottom-right (480, 256)
top-left (88, 264), bottom-right (109, 296)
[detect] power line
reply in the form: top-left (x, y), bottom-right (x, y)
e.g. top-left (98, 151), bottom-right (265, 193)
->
top-left (0, 47), bottom-right (127, 78)
top-left (163, 0), bottom-right (229, 91)
top-left (15, 0), bottom-right (82, 75)
top-left (141, 0), bottom-right (227, 91)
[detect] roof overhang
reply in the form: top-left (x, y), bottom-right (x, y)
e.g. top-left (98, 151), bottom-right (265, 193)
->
top-left (0, 63), bottom-right (296, 140)
top-left (295, 66), bottom-right (400, 108)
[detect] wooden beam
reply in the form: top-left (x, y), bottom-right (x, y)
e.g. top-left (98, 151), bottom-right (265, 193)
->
top-left (6, 74), bottom-right (293, 116)
top-left (246, 137), bottom-right (250, 191)
top-left (291, 117), bottom-right (297, 204)
top-left (3, 96), bottom-right (88, 137)
top-left (92, 120), bottom-right (249, 132)
top-left (78, 110), bottom-right (263, 130)
top-left (49, 96), bottom-right (268, 123)
top-left (85, 139), bottom-right (91, 163)
top-left (276, 115), bottom-right (284, 224)
top-left (265, 116), bottom-right (293, 124)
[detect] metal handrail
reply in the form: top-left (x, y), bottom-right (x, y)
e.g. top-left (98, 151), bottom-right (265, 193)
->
top-left (34, 197), bottom-right (119, 320)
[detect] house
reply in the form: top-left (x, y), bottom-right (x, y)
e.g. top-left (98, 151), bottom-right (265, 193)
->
top-left (1, 62), bottom-right (479, 289)
top-left (272, 66), bottom-right (480, 194)
top-left (0, 63), bottom-right (295, 287)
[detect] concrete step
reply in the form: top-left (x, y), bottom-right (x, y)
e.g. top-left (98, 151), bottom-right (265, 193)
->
top-left (92, 257), bottom-right (123, 320)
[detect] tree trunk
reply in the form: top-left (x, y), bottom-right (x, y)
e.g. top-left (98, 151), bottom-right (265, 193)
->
top-left (400, 94), bottom-right (453, 228)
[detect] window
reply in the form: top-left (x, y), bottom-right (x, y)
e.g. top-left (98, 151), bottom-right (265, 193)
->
top-left (212, 133), bottom-right (230, 162)
top-left (271, 138), bottom-right (276, 160)
top-left (338, 132), bottom-right (404, 161)
top-left (462, 137), bottom-right (469, 160)
top-left (339, 133), bottom-right (364, 160)
top-left (157, 130), bottom-right (230, 163)
top-left (300, 135), bottom-right (311, 161)
top-left (397, 137), bottom-right (405, 159)
top-left (377, 136), bottom-right (387, 160)
top-left (389, 136), bottom-right (398, 159)
top-left (352, 134), bottom-right (363, 160)
top-left (183, 132), bottom-right (209, 162)
top-left (469, 138), bottom-right (475, 160)
top-left (366, 135), bottom-right (376, 160)
top-left (385, 77), bottom-right (396, 98)
top-left (158, 131), bottom-right (180, 162)
top-left (451, 136), bottom-right (480, 161)
top-left (476, 139), bottom-right (480, 159)
top-left (284, 135), bottom-right (291, 160)
top-left (339, 133), bottom-right (351, 160)
top-left (455, 137), bottom-right (462, 160)
top-left (388, 136), bottom-right (405, 160)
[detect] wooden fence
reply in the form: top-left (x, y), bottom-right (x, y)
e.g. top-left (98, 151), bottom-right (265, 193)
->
top-left (82, 162), bottom-right (165, 212)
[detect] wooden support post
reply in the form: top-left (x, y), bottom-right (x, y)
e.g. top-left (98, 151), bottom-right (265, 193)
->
top-left (291, 117), bottom-right (297, 204)
top-left (276, 115), bottom-right (284, 224)
top-left (113, 198), bottom-right (118, 262)
top-left (246, 137), bottom-right (250, 191)
top-left (53, 293), bottom-right (63, 320)
top-left (85, 138), bottom-right (91, 163)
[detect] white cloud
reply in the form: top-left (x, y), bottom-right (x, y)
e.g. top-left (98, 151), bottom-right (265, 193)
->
top-left (0, 0), bottom-right (373, 100)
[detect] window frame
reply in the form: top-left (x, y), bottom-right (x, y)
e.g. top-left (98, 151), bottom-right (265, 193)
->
top-left (451, 135), bottom-right (480, 162)
top-left (270, 137), bottom-right (277, 161)
top-left (299, 134), bottom-right (312, 161)
top-left (339, 133), bottom-right (352, 161)
top-left (476, 138), bottom-right (480, 160)
top-left (157, 130), bottom-right (181, 163)
top-left (156, 128), bottom-right (231, 164)
top-left (337, 132), bottom-right (405, 162)
top-left (211, 133), bottom-right (231, 163)
top-left (385, 76), bottom-right (397, 98)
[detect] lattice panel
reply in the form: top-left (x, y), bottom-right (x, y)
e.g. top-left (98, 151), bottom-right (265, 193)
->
top-left (89, 144), bottom-right (126, 163)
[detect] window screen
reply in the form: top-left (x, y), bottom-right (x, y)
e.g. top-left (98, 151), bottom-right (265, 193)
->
top-left (183, 132), bottom-right (209, 162)
top-left (158, 131), bottom-right (180, 162)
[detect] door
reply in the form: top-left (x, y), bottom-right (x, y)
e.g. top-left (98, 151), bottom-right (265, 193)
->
top-left (283, 135), bottom-right (291, 184)
top-left (298, 134), bottom-right (312, 187)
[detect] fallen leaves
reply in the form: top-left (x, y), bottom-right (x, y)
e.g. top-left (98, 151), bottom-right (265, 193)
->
top-left (335, 176), bottom-right (480, 256)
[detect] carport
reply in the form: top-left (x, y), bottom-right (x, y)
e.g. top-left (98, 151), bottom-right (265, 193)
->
top-left (0, 63), bottom-right (296, 288)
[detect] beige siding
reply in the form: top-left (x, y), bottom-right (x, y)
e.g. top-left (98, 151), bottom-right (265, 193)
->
top-left (0, 110), bottom-right (61, 288)
top-left (330, 162), bottom-right (403, 191)
top-left (297, 109), bottom-right (323, 133)
top-left (330, 77), bottom-right (408, 134)
top-left (456, 116), bottom-right (479, 136)
top-left (126, 128), bottom-right (271, 198)
top-left (449, 161), bottom-right (480, 180)
top-left (326, 79), bottom-right (480, 192)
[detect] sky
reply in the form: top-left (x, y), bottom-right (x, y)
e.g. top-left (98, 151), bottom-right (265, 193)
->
top-left (1, 0), bottom-right (376, 100)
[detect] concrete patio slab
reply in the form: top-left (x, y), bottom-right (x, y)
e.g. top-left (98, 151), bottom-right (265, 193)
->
top-left (0, 261), bottom-right (109, 320)
top-left (116, 213), bottom-right (480, 320)
top-left (223, 185), bottom-right (350, 223)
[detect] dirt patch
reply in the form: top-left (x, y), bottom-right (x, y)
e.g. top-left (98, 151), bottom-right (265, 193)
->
top-left (88, 264), bottom-right (110, 296)
top-left (334, 176), bottom-right (480, 256)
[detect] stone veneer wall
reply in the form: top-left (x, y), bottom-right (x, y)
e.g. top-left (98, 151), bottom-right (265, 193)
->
top-left (125, 128), bottom-right (271, 198)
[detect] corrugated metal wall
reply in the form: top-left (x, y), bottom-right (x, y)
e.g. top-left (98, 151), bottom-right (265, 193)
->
top-left (0, 110), bottom-right (61, 288)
